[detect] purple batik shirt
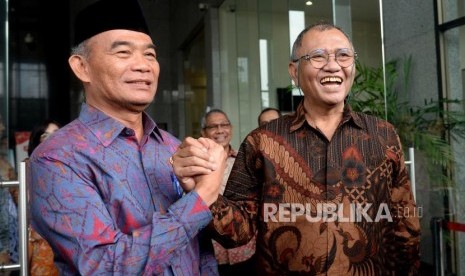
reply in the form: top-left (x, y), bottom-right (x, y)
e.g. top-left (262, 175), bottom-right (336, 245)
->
top-left (28, 103), bottom-right (218, 275)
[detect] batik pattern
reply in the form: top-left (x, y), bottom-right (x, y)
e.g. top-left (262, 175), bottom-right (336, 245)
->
top-left (210, 102), bottom-right (420, 275)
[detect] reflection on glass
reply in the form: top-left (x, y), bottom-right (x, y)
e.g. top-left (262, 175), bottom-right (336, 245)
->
top-left (259, 39), bottom-right (269, 107)
top-left (439, 24), bottom-right (465, 275)
top-left (183, 29), bottom-right (206, 139)
top-left (441, 0), bottom-right (465, 23)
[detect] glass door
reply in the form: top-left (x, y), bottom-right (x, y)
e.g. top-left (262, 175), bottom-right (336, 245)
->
top-left (182, 29), bottom-right (207, 139)
top-left (1, 0), bottom-right (9, 162)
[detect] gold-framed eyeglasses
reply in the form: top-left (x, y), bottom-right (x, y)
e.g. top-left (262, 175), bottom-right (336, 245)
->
top-left (292, 48), bottom-right (357, 69)
top-left (204, 122), bottom-right (231, 131)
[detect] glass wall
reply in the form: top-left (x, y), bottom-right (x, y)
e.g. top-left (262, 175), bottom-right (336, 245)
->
top-left (218, 0), bottom-right (260, 148)
top-left (182, 29), bottom-right (207, 139)
top-left (1, 0), bottom-right (8, 162)
top-left (218, 0), bottom-right (382, 148)
top-left (0, 0), bottom-right (17, 270)
top-left (438, 0), bottom-right (465, 273)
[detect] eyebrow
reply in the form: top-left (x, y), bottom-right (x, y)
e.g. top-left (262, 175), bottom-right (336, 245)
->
top-left (110, 40), bottom-right (156, 51)
top-left (307, 47), bottom-right (351, 53)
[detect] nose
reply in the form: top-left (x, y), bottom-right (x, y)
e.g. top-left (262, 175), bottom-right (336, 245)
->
top-left (132, 53), bottom-right (155, 72)
top-left (326, 53), bottom-right (338, 64)
top-left (323, 53), bottom-right (340, 70)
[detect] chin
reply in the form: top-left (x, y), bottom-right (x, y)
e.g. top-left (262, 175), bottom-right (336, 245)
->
top-left (126, 101), bottom-right (151, 112)
top-left (325, 92), bottom-right (347, 103)
top-left (322, 98), bottom-right (343, 106)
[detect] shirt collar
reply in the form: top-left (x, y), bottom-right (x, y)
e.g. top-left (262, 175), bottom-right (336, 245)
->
top-left (289, 100), bottom-right (364, 133)
top-left (227, 145), bottom-right (237, 157)
top-left (78, 103), bottom-right (163, 147)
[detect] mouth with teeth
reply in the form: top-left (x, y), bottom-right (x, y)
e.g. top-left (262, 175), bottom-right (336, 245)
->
top-left (129, 80), bottom-right (151, 85)
top-left (320, 76), bottom-right (342, 85)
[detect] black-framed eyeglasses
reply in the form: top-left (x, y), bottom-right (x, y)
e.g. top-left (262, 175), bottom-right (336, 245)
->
top-left (204, 123), bottom-right (231, 131)
top-left (292, 48), bottom-right (357, 69)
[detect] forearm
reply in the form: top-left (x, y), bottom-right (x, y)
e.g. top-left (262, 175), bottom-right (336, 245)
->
top-left (387, 215), bottom-right (421, 274)
top-left (208, 195), bottom-right (257, 248)
top-left (32, 191), bottom-right (212, 274)
top-left (389, 168), bottom-right (421, 272)
top-left (29, 158), bottom-right (212, 274)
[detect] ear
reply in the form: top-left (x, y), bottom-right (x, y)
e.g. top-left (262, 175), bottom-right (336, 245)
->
top-left (348, 63), bottom-right (357, 88)
top-left (68, 55), bottom-right (91, 83)
top-left (288, 62), bottom-right (298, 87)
top-left (200, 129), bottom-right (206, 137)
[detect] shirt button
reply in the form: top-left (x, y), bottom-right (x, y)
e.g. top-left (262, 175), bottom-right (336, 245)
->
top-left (123, 128), bottom-right (135, 136)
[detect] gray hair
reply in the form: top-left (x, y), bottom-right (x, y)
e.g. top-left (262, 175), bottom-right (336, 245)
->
top-left (290, 21), bottom-right (353, 61)
top-left (200, 108), bottom-right (230, 129)
top-left (70, 40), bottom-right (91, 58)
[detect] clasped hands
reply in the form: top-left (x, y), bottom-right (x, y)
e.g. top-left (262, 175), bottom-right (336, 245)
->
top-left (171, 137), bottom-right (227, 206)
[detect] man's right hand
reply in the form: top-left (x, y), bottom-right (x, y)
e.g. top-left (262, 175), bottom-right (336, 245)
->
top-left (171, 137), bottom-right (225, 205)
top-left (193, 138), bottom-right (226, 206)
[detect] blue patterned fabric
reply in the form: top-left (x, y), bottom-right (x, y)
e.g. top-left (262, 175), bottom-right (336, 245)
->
top-left (29, 103), bottom-right (218, 275)
top-left (7, 192), bottom-right (18, 263)
top-left (0, 188), bottom-right (10, 255)
top-left (0, 175), bottom-right (18, 264)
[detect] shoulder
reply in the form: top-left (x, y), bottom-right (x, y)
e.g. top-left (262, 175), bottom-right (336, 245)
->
top-left (242, 115), bottom-right (294, 151)
top-left (157, 128), bottom-right (181, 151)
top-left (352, 111), bottom-right (402, 147)
top-left (253, 115), bottom-right (293, 134)
top-left (30, 119), bottom-right (89, 160)
top-left (352, 111), bottom-right (396, 132)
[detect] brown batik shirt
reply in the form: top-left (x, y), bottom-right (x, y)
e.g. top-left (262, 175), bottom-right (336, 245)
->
top-left (209, 102), bottom-right (421, 275)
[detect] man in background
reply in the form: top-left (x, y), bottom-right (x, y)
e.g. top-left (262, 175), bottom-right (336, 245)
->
top-left (257, 107), bottom-right (281, 126)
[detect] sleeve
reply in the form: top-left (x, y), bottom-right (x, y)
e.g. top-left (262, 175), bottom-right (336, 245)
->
top-left (28, 155), bottom-right (213, 275)
top-left (208, 134), bottom-right (262, 248)
top-left (386, 128), bottom-right (421, 274)
top-left (0, 189), bottom-right (10, 257)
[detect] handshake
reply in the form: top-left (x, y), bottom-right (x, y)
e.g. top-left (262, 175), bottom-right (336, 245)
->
top-left (170, 137), bottom-right (227, 206)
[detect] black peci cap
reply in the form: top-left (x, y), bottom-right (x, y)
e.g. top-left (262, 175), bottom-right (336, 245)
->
top-left (74, 0), bottom-right (150, 45)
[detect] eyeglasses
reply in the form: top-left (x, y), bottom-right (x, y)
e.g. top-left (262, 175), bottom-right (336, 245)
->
top-left (292, 48), bottom-right (357, 69)
top-left (204, 122), bottom-right (231, 131)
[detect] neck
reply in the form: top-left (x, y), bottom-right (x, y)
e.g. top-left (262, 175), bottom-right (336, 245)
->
top-left (304, 101), bottom-right (344, 140)
top-left (304, 101), bottom-right (343, 123)
top-left (224, 144), bottom-right (231, 155)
